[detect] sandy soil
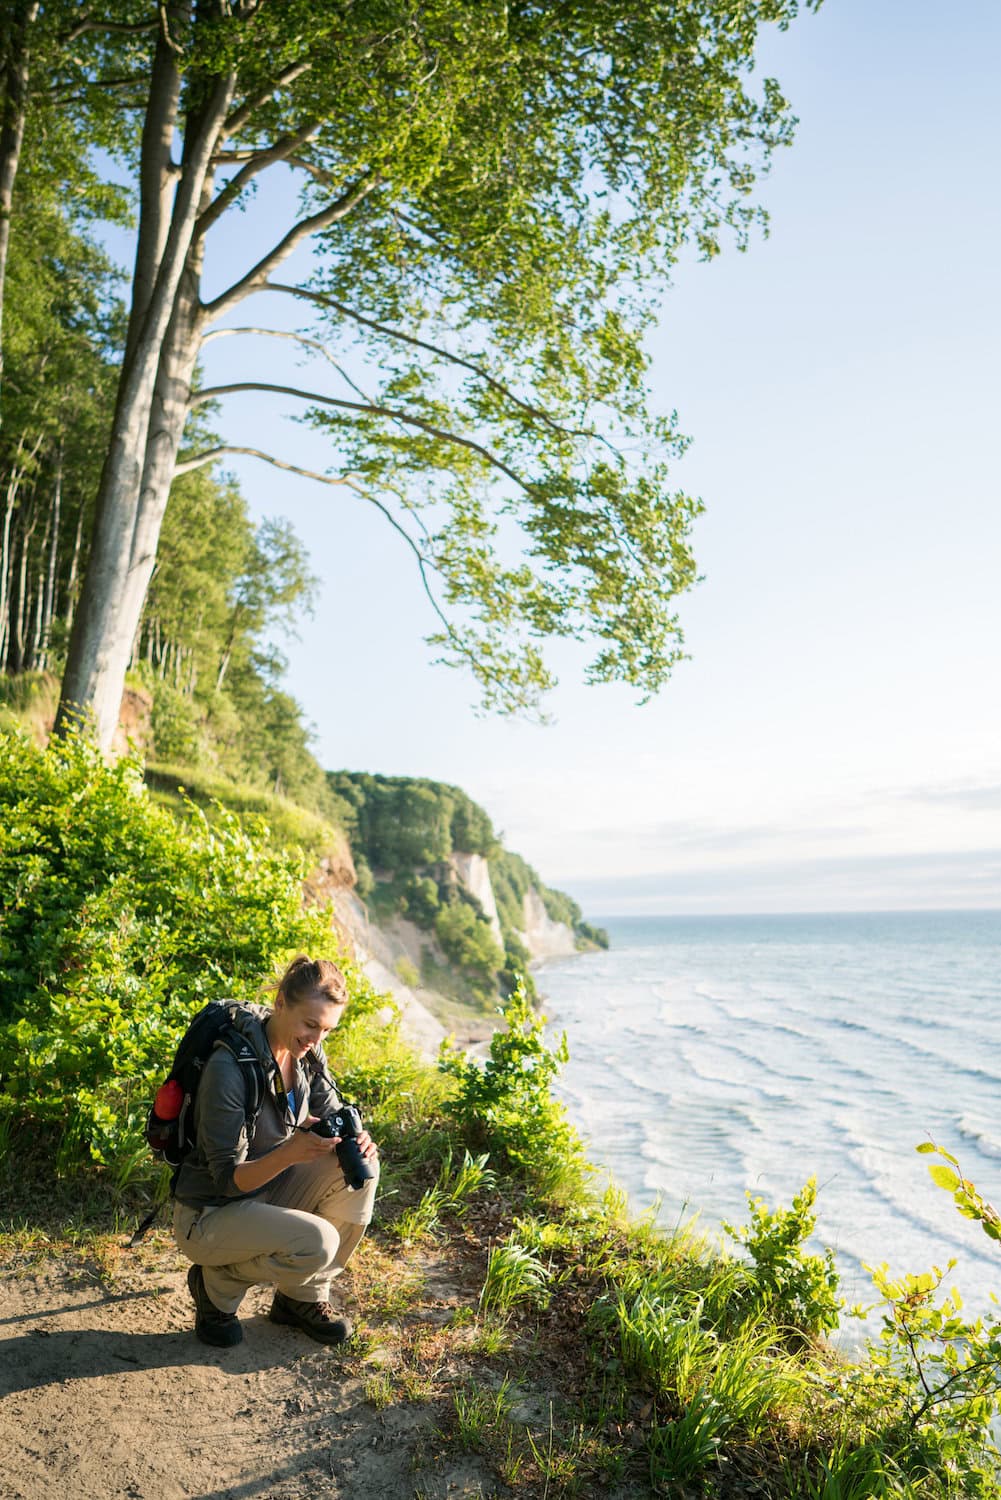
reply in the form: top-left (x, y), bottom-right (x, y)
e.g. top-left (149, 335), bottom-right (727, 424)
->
top-left (0, 1239), bottom-right (497, 1500)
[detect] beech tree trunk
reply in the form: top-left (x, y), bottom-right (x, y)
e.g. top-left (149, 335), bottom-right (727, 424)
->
top-left (0, 1), bottom-right (38, 411)
top-left (55, 19), bottom-right (235, 747)
top-left (36, 446), bottom-right (60, 669)
top-left (0, 471), bottom-right (16, 662)
top-left (9, 497), bottom-right (37, 672)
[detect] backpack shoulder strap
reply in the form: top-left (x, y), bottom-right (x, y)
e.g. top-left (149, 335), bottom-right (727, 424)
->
top-left (214, 1018), bottom-right (266, 1125)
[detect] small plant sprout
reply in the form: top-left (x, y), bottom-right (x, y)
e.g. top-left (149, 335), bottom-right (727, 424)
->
top-left (480, 1238), bottom-right (552, 1318)
top-left (452, 1377), bottom-right (515, 1453)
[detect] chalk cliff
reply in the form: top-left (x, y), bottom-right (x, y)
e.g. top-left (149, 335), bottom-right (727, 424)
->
top-left (450, 851), bottom-right (504, 946)
top-left (519, 885), bottom-right (577, 960)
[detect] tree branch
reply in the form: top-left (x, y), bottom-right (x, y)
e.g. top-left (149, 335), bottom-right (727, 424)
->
top-left (263, 279), bottom-right (586, 441)
top-left (188, 381), bottom-right (529, 491)
top-left (200, 325), bottom-right (379, 407)
top-left (45, 73), bottom-right (148, 104)
top-left (61, 17), bottom-right (158, 43)
top-left (907, 1355), bottom-right (1001, 1431)
top-left (171, 443), bottom-right (522, 702)
top-left (172, 441), bottom-right (453, 626)
top-left (201, 173), bottom-right (381, 322)
top-left (174, 444), bottom-right (353, 480)
top-left (197, 121), bottom-right (321, 236)
top-left (157, 3), bottom-right (184, 55)
top-left (222, 58), bottom-right (313, 137)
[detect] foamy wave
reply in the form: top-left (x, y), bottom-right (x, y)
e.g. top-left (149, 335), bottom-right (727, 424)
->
top-left (957, 1114), bottom-right (1001, 1161)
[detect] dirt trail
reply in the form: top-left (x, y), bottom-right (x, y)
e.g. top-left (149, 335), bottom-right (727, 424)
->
top-left (0, 1242), bottom-right (494, 1500)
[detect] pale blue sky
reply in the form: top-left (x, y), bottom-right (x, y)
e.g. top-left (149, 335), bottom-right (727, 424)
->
top-left (188, 0), bottom-right (1001, 915)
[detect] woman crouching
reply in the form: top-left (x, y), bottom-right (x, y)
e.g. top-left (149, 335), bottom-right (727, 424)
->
top-left (172, 955), bottom-right (379, 1348)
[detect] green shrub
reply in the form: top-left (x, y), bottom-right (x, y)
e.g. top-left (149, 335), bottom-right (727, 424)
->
top-left (723, 1179), bottom-right (841, 1340)
top-left (440, 986), bottom-right (585, 1193)
top-left (150, 682), bottom-right (202, 762)
top-left (395, 957), bottom-right (420, 988)
top-left (0, 728), bottom-right (381, 1171)
top-left (400, 873), bottom-right (440, 928)
top-left (434, 900), bottom-right (504, 992)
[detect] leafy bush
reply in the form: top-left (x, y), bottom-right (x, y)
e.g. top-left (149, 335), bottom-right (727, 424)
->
top-left (433, 900), bottom-right (504, 993)
top-left (0, 728), bottom-right (381, 1170)
top-left (150, 681), bottom-right (202, 762)
top-left (723, 1179), bottom-right (841, 1341)
top-left (861, 1260), bottom-right (1001, 1490)
top-left (440, 986), bottom-right (585, 1193)
top-left (400, 873), bottom-right (441, 927)
top-left (328, 772), bottom-right (496, 869)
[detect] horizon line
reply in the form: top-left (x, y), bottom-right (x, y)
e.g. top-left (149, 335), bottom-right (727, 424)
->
top-left (585, 905), bottom-right (1001, 921)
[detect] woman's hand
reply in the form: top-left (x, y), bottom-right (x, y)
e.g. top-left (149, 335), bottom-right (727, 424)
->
top-left (232, 1126), bottom-right (335, 1193)
top-left (283, 1127), bottom-right (340, 1165)
top-left (356, 1129), bottom-right (379, 1163)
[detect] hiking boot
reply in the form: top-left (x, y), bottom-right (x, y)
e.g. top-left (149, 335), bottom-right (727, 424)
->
top-left (186, 1263), bottom-right (243, 1348)
top-left (269, 1291), bottom-right (352, 1345)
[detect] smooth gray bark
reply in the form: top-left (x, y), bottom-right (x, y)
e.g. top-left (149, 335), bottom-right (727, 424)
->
top-left (0, 1), bottom-right (38, 413)
top-left (56, 28), bottom-right (236, 746)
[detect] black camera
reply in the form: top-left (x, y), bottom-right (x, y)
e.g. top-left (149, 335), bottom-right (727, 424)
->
top-left (310, 1103), bottom-right (376, 1191)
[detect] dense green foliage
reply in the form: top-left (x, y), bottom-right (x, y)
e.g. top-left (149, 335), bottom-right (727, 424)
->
top-left (723, 1177), bottom-right (841, 1340)
top-left (329, 772), bottom-right (496, 872)
top-left (0, 110), bottom-right (125, 678)
top-left (440, 987), bottom-right (584, 1191)
top-left (4, 2), bottom-right (821, 738)
top-left (0, 729), bottom-right (379, 1169)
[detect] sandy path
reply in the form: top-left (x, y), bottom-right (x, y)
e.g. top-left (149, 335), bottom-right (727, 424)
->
top-left (0, 1246), bottom-right (491, 1500)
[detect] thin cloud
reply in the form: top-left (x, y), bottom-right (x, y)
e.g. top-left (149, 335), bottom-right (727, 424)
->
top-left (580, 818), bottom-right (871, 854)
top-left (901, 782), bottom-right (1001, 812)
top-left (563, 847), bottom-right (1001, 916)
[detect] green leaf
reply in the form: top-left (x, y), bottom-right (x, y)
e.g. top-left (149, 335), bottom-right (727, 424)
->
top-left (929, 1164), bottom-right (961, 1192)
top-left (915, 1141), bottom-right (937, 1154)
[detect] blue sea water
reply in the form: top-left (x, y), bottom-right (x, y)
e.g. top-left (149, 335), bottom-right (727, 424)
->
top-left (538, 910), bottom-right (1001, 1332)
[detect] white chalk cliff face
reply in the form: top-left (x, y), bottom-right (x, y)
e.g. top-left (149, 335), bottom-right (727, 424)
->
top-left (519, 886), bottom-right (576, 960)
top-left (450, 851), bottom-right (504, 946)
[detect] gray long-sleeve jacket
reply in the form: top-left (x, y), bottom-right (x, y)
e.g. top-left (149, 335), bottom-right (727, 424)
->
top-left (172, 1003), bottom-right (342, 1209)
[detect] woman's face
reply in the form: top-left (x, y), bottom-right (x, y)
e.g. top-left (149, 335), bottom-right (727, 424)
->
top-left (273, 992), bottom-right (345, 1059)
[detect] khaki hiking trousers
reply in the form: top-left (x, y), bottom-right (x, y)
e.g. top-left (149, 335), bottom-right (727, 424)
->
top-left (173, 1153), bottom-right (379, 1315)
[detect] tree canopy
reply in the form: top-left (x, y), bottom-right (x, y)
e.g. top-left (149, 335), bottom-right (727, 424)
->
top-left (0, 2), bottom-right (819, 744)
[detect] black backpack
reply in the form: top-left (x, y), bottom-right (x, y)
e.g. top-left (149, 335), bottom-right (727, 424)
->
top-left (147, 999), bottom-right (267, 1173)
top-left (132, 1001), bottom-right (266, 1243)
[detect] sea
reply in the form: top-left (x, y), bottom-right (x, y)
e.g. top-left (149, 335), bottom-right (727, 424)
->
top-left (538, 910), bottom-right (1001, 1339)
